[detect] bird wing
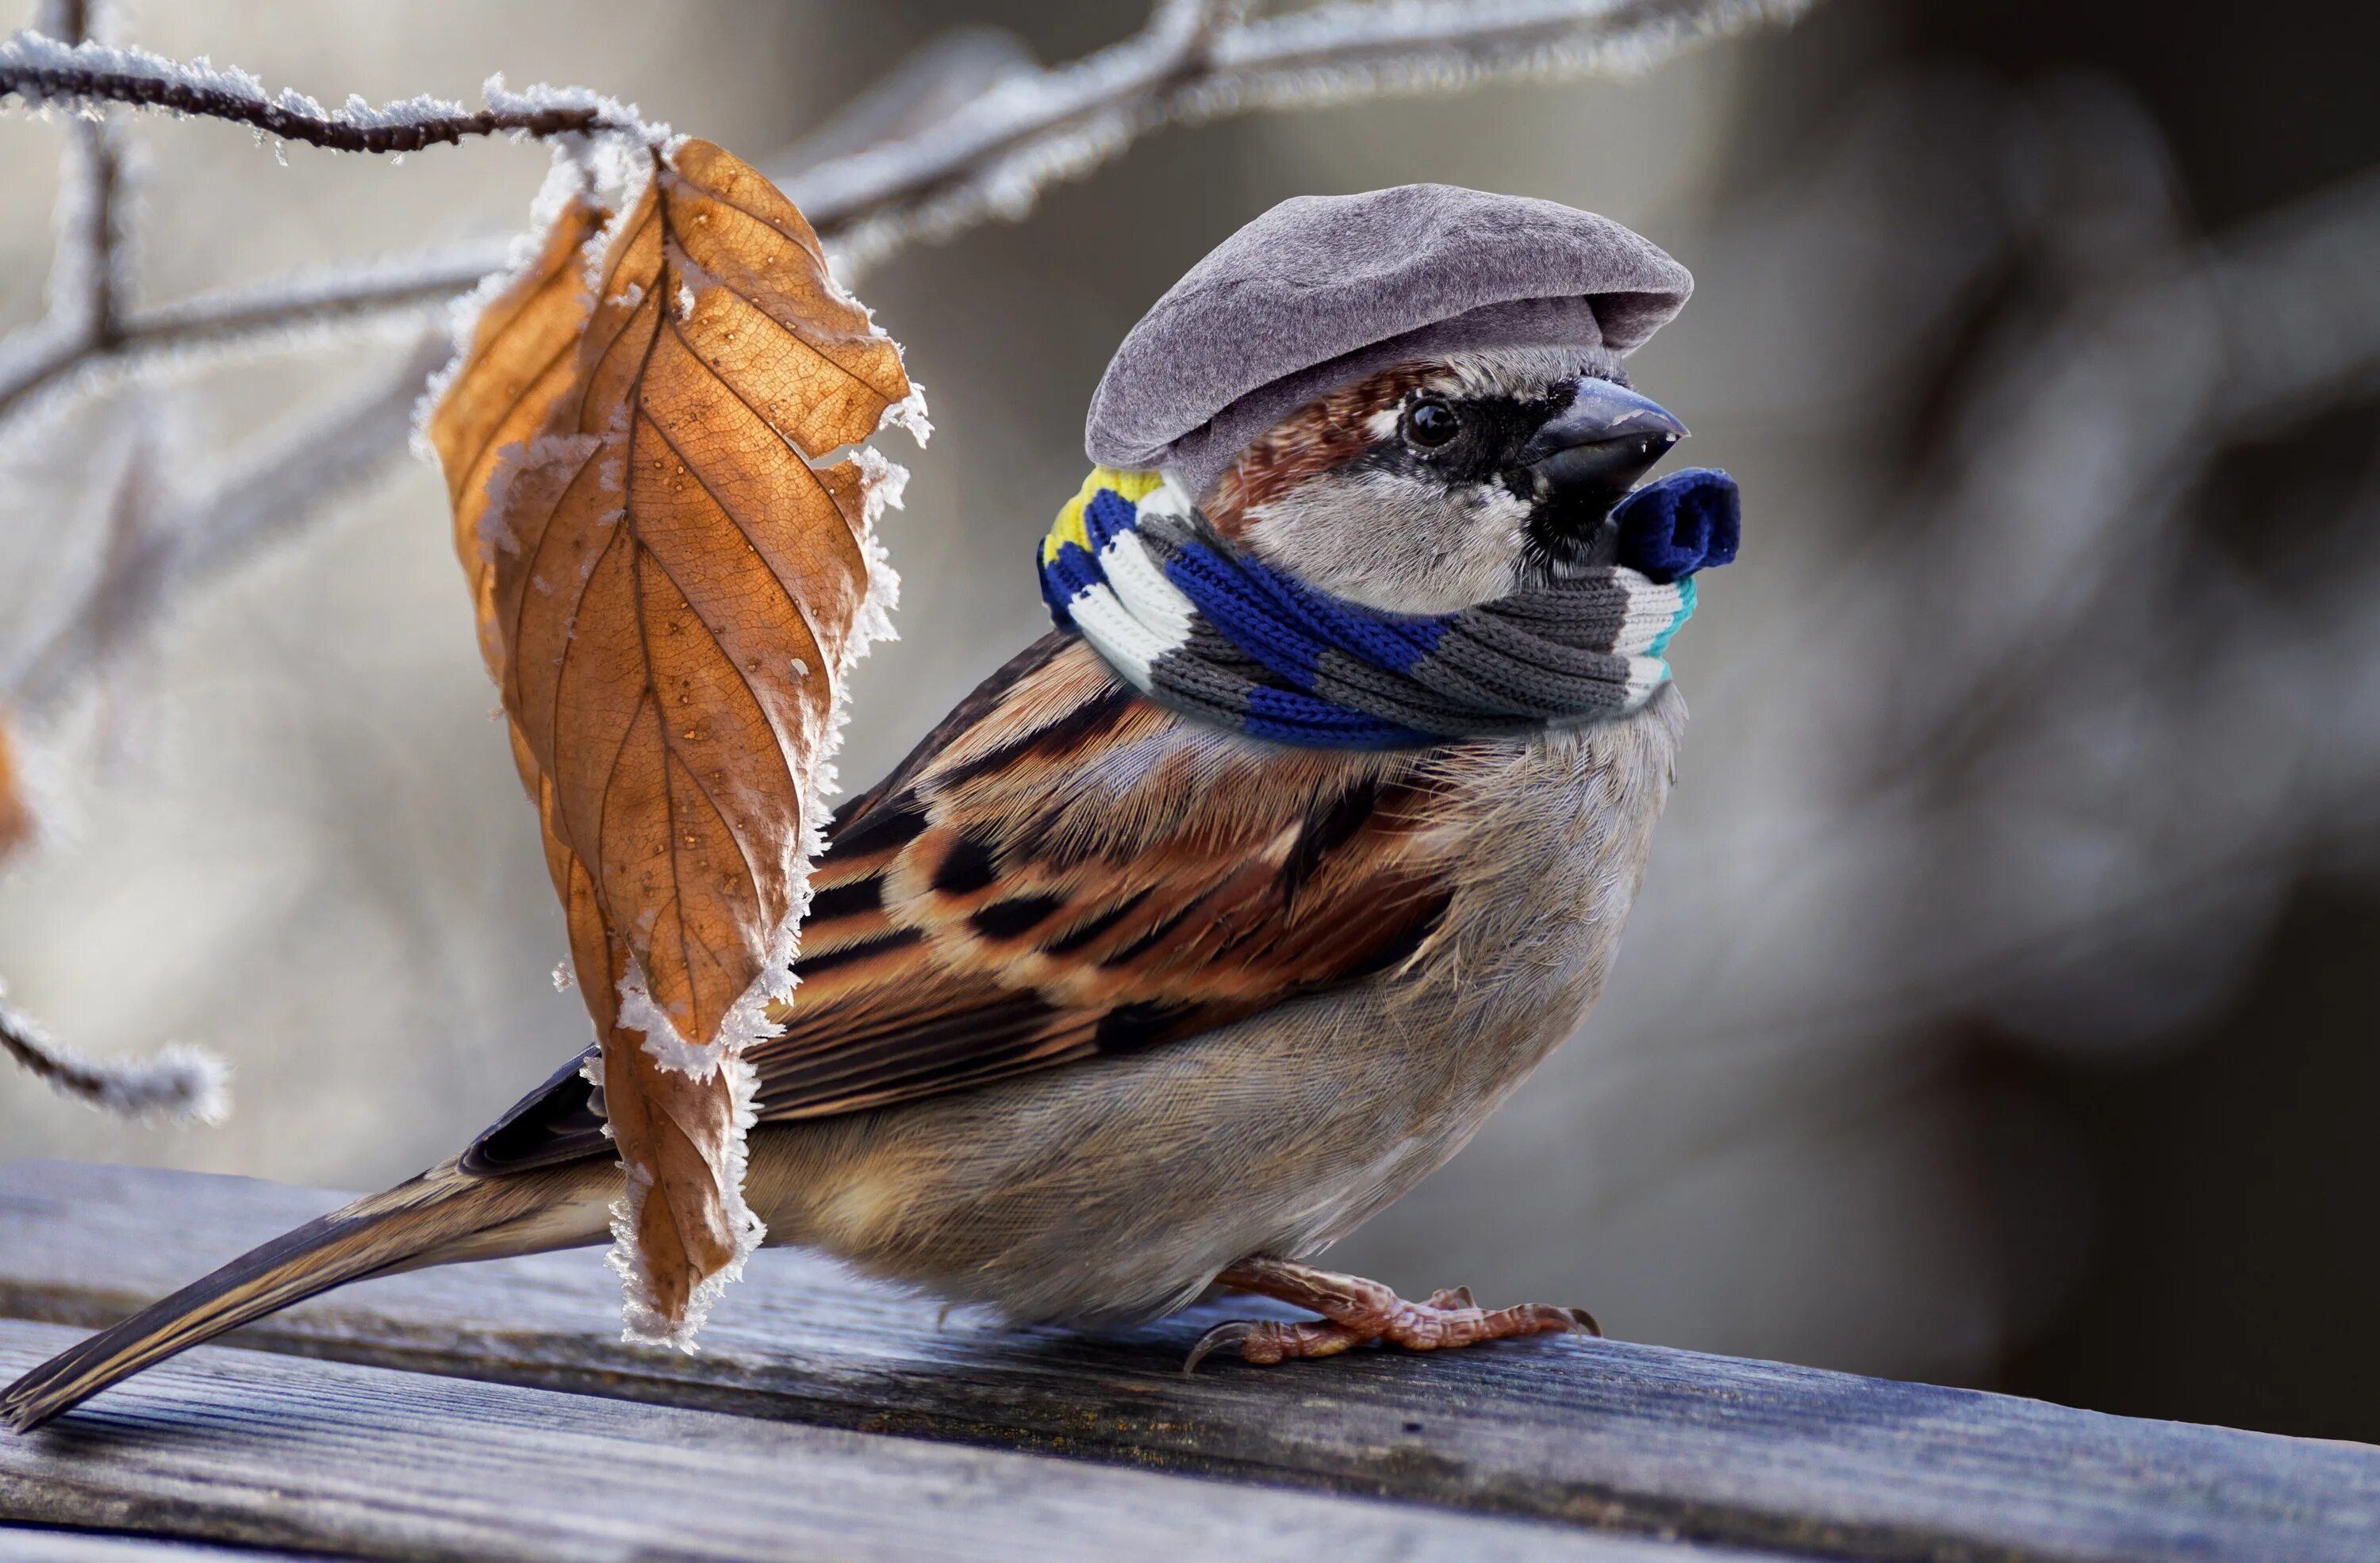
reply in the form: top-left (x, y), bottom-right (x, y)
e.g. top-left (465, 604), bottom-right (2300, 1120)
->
top-left (463, 632), bottom-right (1452, 1173)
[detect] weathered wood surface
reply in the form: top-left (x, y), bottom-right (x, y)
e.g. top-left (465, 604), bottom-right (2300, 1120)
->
top-left (6, 1160), bottom-right (2380, 1562)
top-left (0, 1319), bottom-right (1718, 1563)
top-left (0, 1529), bottom-right (345, 1560)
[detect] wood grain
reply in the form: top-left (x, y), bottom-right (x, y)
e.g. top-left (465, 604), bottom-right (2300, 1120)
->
top-left (8, 1161), bottom-right (2380, 1562)
top-left (0, 1319), bottom-right (1714, 1563)
top-left (0, 1527), bottom-right (346, 1559)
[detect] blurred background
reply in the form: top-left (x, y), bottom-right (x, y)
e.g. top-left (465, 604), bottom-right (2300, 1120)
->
top-left (2, 0), bottom-right (2375, 1442)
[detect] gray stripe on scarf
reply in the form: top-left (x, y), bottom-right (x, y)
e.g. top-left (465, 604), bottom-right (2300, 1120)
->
top-left (1129, 512), bottom-right (1664, 740)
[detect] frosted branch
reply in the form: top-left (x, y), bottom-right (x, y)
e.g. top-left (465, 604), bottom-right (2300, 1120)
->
top-left (2, 115), bottom-right (580, 419)
top-left (0, 23), bottom-right (651, 420)
top-left (0, 0), bottom-right (125, 417)
top-left (0, 243), bottom-right (507, 424)
top-left (769, 25), bottom-right (1037, 175)
top-left (0, 31), bottom-right (651, 153)
top-left (793, 0), bottom-right (1812, 275)
top-left (0, 333), bottom-right (437, 1116)
top-left (2, 329), bottom-right (451, 716)
top-left (0, 980), bottom-right (228, 1123)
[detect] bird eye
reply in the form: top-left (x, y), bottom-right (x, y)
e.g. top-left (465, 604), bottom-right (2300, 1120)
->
top-left (1403, 398), bottom-right (1460, 450)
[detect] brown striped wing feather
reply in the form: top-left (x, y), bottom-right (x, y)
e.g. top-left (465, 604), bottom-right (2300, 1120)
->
top-left (465, 632), bottom-right (1450, 1172)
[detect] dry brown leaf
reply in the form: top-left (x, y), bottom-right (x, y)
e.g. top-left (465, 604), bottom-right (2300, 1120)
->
top-left (0, 718), bottom-right (35, 866)
top-left (426, 188), bottom-right (612, 692)
top-left (430, 142), bottom-right (921, 1343)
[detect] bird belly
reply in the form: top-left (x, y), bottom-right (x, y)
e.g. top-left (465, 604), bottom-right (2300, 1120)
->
top-left (744, 688), bottom-right (1684, 1324)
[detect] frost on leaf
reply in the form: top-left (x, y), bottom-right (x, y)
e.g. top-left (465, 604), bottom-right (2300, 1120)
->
top-left (428, 140), bottom-right (921, 1346)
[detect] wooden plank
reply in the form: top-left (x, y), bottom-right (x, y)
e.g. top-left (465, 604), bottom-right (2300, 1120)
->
top-left (0, 1527), bottom-right (345, 1560)
top-left (8, 1160), bottom-right (2380, 1562)
top-left (0, 1319), bottom-right (1730, 1563)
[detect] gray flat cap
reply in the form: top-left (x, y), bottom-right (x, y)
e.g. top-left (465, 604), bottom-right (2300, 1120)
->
top-left (1084, 184), bottom-right (1693, 499)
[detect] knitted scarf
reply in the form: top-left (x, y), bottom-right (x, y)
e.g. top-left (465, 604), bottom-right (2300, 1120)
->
top-left (1038, 466), bottom-right (1739, 749)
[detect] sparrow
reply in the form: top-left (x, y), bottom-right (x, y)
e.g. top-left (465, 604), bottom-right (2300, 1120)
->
top-left (4, 186), bottom-right (1732, 1430)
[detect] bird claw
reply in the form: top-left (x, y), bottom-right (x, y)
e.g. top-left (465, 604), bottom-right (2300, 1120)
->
top-left (1184, 1319), bottom-right (1261, 1375)
top-left (1186, 1261), bottom-right (1605, 1371)
top-left (1426, 1285), bottom-right (1598, 1341)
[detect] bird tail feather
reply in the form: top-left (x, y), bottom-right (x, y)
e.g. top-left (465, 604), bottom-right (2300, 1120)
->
top-left (1, 1158), bottom-right (612, 1434)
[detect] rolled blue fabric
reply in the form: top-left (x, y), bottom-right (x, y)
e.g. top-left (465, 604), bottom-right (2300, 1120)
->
top-left (1613, 467), bottom-right (1740, 584)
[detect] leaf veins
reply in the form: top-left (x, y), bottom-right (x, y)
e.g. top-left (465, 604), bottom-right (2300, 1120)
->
top-left (430, 140), bottom-right (918, 1341)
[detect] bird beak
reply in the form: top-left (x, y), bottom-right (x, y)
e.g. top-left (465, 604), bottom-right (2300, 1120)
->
top-left (1518, 382), bottom-right (1688, 515)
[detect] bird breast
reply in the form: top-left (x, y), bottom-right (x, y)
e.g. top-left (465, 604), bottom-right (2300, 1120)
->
top-left (742, 685), bottom-right (1686, 1325)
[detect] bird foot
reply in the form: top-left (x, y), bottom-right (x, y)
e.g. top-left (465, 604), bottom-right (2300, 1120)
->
top-left (1184, 1257), bottom-right (1598, 1373)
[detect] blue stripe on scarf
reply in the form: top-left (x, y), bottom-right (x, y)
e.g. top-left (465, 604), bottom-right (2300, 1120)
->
top-left (1157, 536), bottom-right (1446, 690)
top-left (1083, 488), bottom-right (1140, 551)
top-left (1040, 538), bottom-right (1102, 621)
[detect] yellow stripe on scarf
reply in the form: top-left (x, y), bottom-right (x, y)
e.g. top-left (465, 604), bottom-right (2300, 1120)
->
top-left (1042, 466), bottom-right (1165, 566)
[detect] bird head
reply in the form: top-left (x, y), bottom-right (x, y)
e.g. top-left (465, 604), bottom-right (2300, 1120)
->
top-left (1198, 346), bottom-right (1687, 614)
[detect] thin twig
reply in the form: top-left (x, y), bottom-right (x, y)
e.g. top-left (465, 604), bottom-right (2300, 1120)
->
top-left (0, 21), bottom-right (653, 421)
top-left (766, 25), bottom-right (1036, 175)
top-left (3, 330), bottom-right (453, 716)
top-left (797, 0), bottom-right (1808, 269)
top-left (0, 339), bottom-right (439, 1124)
top-left (789, 0), bottom-right (1233, 229)
top-left (0, 0), bottom-right (127, 419)
top-left (0, 243), bottom-right (505, 424)
top-left (0, 31), bottom-right (646, 153)
top-left (0, 981), bottom-right (228, 1123)
top-left (55, 62), bottom-right (125, 347)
